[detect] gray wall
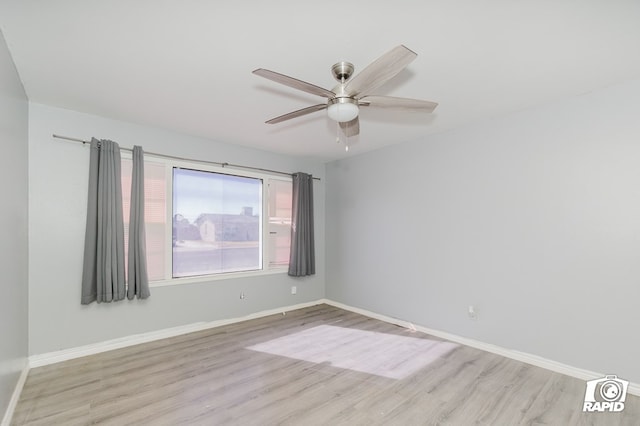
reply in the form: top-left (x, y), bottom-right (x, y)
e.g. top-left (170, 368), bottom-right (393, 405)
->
top-left (0, 30), bottom-right (29, 416)
top-left (28, 103), bottom-right (325, 355)
top-left (326, 79), bottom-right (640, 384)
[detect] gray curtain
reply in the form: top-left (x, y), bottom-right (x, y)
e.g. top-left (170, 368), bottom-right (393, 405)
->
top-left (127, 146), bottom-right (150, 300)
top-left (288, 172), bottom-right (315, 277)
top-left (81, 138), bottom-right (126, 304)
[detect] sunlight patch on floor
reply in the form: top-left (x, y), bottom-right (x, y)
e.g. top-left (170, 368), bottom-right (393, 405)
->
top-left (246, 325), bottom-right (459, 379)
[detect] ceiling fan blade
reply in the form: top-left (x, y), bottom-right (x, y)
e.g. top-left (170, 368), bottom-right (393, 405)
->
top-left (359, 96), bottom-right (438, 113)
top-left (339, 117), bottom-right (360, 137)
top-left (253, 68), bottom-right (335, 99)
top-left (343, 45), bottom-right (417, 98)
top-left (265, 104), bottom-right (327, 124)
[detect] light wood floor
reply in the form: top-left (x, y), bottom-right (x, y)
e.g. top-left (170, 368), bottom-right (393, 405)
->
top-left (11, 304), bottom-right (640, 425)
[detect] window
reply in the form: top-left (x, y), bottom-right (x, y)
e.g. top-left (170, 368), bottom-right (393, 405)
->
top-left (121, 157), bottom-right (292, 284)
top-left (121, 160), bottom-right (168, 282)
top-left (268, 179), bottom-right (292, 267)
top-left (172, 168), bottom-right (262, 277)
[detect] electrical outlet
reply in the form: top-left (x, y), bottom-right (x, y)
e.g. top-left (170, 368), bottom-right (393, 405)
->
top-left (468, 305), bottom-right (478, 320)
top-left (291, 286), bottom-right (297, 295)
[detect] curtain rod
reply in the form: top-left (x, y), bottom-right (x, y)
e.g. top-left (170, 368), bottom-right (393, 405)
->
top-left (52, 134), bottom-right (320, 181)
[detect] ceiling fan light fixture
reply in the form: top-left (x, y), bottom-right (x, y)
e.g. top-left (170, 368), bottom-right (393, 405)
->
top-left (327, 98), bottom-right (359, 122)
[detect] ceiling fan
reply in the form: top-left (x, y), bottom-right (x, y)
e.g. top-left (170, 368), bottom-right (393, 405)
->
top-left (252, 45), bottom-right (438, 138)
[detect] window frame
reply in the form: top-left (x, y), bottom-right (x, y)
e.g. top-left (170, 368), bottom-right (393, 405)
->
top-left (122, 152), bottom-right (292, 287)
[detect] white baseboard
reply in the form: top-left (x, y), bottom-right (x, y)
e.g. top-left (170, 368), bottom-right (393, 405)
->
top-left (29, 300), bottom-right (323, 368)
top-left (1, 360), bottom-right (29, 426)
top-left (25, 298), bottom-right (640, 399)
top-left (320, 299), bottom-right (640, 397)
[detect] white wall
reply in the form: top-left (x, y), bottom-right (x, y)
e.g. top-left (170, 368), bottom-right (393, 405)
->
top-left (326, 79), bottom-right (640, 384)
top-left (28, 103), bottom-right (325, 355)
top-left (0, 30), bottom-right (29, 416)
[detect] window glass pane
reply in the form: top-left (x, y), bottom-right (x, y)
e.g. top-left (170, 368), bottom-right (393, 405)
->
top-left (172, 168), bottom-right (262, 277)
top-left (268, 179), bottom-right (292, 267)
top-left (121, 159), bottom-right (167, 282)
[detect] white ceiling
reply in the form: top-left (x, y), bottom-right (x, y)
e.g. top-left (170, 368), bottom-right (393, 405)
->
top-left (1, 1), bottom-right (639, 162)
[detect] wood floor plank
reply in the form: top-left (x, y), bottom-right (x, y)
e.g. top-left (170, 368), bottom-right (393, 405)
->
top-left (11, 304), bottom-right (639, 425)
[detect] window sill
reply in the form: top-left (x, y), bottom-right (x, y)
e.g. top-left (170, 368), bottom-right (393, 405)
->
top-left (149, 267), bottom-right (289, 288)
